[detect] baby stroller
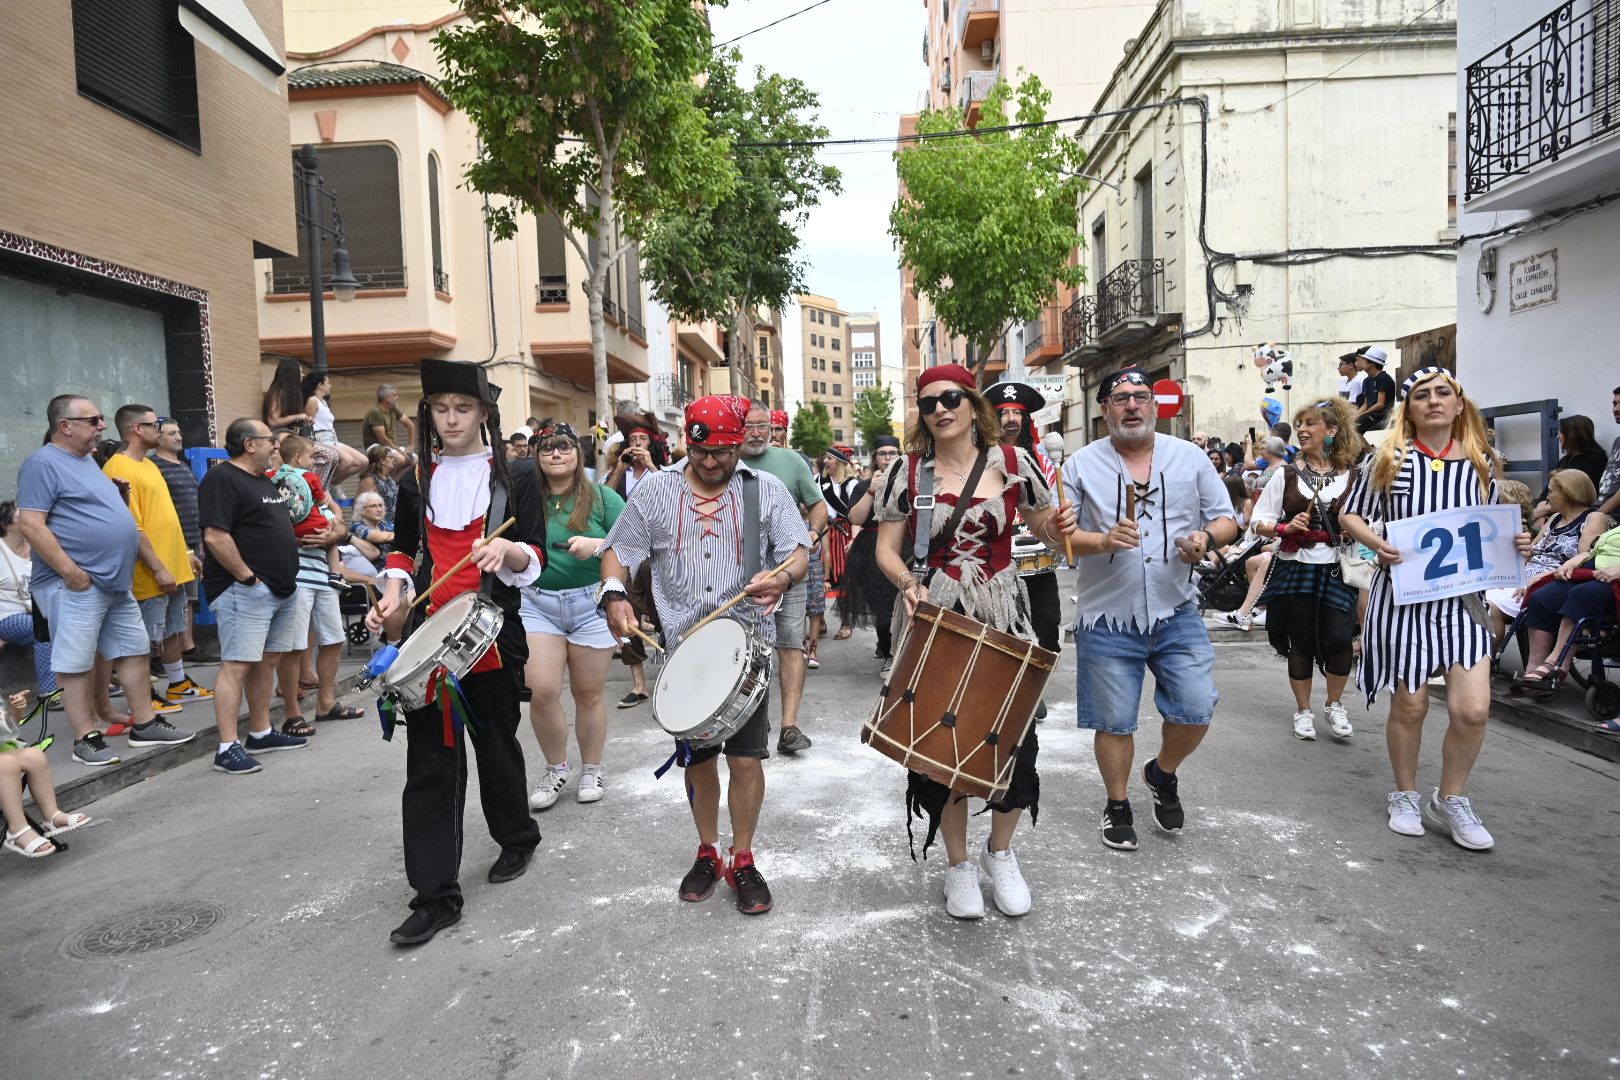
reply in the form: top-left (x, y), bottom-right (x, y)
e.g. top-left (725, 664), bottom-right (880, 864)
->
top-left (1196, 537), bottom-right (1267, 614)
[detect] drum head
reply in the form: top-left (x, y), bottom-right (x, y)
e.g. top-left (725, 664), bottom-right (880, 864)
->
top-left (654, 619), bottom-right (749, 726)
top-left (394, 592), bottom-right (479, 671)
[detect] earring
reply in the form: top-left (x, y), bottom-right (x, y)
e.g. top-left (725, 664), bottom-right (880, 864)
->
top-left (1324, 434), bottom-right (1335, 449)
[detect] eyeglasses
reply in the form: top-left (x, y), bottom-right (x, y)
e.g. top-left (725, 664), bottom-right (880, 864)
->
top-left (743, 422), bottom-right (772, 431)
top-left (1106, 391), bottom-right (1154, 407)
top-left (538, 440), bottom-right (576, 456)
top-left (917, 389), bottom-right (969, 415)
top-left (62, 414), bottom-right (106, 426)
top-left (244, 434), bottom-right (273, 446)
top-left (691, 446), bottom-right (739, 462)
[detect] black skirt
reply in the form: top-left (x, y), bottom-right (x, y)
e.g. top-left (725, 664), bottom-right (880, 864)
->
top-left (836, 527), bottom-right (898, 629)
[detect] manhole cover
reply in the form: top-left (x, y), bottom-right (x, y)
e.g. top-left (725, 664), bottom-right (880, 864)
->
top-left (66, 901), bottom-right (225, 959)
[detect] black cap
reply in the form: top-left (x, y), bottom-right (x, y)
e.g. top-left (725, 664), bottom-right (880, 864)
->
top-left (420, 359), bottom-right (500, 403)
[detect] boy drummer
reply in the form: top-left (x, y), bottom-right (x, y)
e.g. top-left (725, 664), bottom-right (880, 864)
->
top-left (366, 359), bottom-right (547, 946)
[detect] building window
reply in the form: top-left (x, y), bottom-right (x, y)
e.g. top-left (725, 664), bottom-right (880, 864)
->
top-left (625, 243), bottom-right (643, 332)
top-left (1447, 113), bottom-right (1457, 227)
top-left (270, 144), bottom-right (406, 293)
top-left (833, 406), bottom-right (843, 418)
top-left (427, 153), bottom-right (446, 293)
top-left (831, 339), bottom-right (841, 351)
top-left (834, 428), bottom-right (844, 441)
top-left (830, 313), bottom-right (840, 327)
top-left (832, 360), bottom-right (841, 373)
top-left (833, 383), bottom-right (842, 397)
top-left (760, 356), bottom-right (769, 370)
top-left (536, 209), bottom-right (568, 302)
top-left (72, 0), bottom-right (200, 150)
top-left (758, 335), bottom-right (768, 358)
top-left (1091, 215), bottom-right (1107, 286)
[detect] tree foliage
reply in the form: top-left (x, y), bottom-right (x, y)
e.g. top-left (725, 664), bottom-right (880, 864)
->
top-left (853, 385), bottom-right (896, 451)
top-left (641, 50), bottom-right (841, 400)
top-left (889, 73), bottom-right (1087, 381)
top-left (435, 2), bottom-right (736, 461)
top-left (789, 400), bottom-right (834, 461)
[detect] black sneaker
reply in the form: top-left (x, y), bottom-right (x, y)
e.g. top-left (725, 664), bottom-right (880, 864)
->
top-left (727, 853), bottom-right (773, 915)
top-left (1143, 758), bottom-right (1184, 832)
top-left (488, 847), bottom-right (533, 884)
top-left (679, 845), bottom-right (722, 902)
top-left (389, 903), bottom-right (461, 946)
top-left (777, 725), bottom-right (812, 754)
top-left (1101, 799), bottom-right (1138, 850)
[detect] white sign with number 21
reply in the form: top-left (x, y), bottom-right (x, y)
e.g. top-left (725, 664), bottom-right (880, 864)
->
top-left (1385, 504), bottom-right (1524, 605)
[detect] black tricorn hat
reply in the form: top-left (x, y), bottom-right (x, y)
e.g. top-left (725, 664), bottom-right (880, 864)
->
top-left (989, 381), bottom-right (1046, 414)
top-left (420, 359), bottom-right (500, 404)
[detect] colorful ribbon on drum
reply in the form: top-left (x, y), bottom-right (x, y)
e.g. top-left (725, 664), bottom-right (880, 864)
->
top-left (426, 666), bottom-right (476, 747)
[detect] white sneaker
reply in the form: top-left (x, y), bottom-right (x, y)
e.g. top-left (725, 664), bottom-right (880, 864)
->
top-left (576, 771), bottom-right (604, 804)
top-left (1292, 709), bottom-right (1317, 740)
top-left (1324, 701), bottom-right (1353, 739)
top-left (1422, 789), bottom-right (1495, 851)
top-left (1387, 790), bottom-right (1425, 837)
top-left (1223, 611), bottom-right (1253, 632)
top-left (943, 860), bottom-right (984, 919)
top-left (528, 769), bottom-right (568, 811)
top-left (979, 844), bottom-right (1031, 917)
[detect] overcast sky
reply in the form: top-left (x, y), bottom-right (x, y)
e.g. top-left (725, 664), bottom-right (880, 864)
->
top-left (706, 1), bottom-right (927, 412)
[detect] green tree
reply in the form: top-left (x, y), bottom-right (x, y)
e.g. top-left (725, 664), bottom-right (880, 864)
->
top-left (853, 385), bottom-right (896, 452)
top-left (889, 73), bottom-right (1087, 382)
top-left (789, 401), bottom-right (834, 461)
top-left (435, 1), bottom-right (736, 463)
top-left (641, 51), bottom-right (841, 400)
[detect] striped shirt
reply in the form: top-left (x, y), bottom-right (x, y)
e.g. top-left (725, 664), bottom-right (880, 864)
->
top-left (152, 454), bottom-right (201, 549)
top-left (603, 460), bottom-right (809, 649)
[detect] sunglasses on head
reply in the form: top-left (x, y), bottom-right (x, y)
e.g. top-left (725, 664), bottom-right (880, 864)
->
top-left (918, 389), bottom-right (969, 415)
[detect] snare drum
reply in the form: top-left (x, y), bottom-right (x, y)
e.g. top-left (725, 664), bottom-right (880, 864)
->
top-left (376, 592), bottom-right (503, 710)
top-left (862, 602), bottom-right (1055, 800)
top-left (1013, 545), bottom-right (1058, 577)
top-left (653, 618), bottom-right (773, 748)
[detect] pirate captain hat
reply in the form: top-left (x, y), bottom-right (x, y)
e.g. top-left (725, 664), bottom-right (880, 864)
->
top-left (420, 359), bottom-right (500, 403)
top-left (991, 381), bottom-right (1046, 415)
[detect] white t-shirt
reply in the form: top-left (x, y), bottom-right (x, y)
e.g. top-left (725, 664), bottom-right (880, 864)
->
top-left (1339, 372), bottom-right (1366, 401)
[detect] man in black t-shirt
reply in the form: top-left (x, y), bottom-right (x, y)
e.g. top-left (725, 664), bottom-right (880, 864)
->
top-left (1354, 347), bottom-right (1396, 434)
top-left (197, 418), bottom-right (306, 774)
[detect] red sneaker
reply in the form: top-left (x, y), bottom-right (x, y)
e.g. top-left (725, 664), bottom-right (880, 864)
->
top-left (726, 849), bottom-right (773, 915)
top-left (678, 844), bottom-right (722, 902)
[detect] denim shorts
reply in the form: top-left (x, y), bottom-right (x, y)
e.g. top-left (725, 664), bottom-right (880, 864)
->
top-left (520, 584), bottom-right (617, 650)
top-left (212, 581), bottom-right (304, 663)
top-left (289, 581), bottom-right (346, 648)
top-left (774, 579), bottom-right (808, 647)
top-left (139, 590), bottom-right (189, 643)
top-left (34, 580), bottom-right (151, 673)
top-left (1075, 603), bottom-right (1218, 735)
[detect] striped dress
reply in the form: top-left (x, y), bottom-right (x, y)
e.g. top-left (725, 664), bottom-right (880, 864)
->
top-left (1340, 450), bottom-right (1499, 703)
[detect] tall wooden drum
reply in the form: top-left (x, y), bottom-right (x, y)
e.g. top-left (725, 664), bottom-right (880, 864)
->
top-left (861, 601), bottom-right (1057, 801)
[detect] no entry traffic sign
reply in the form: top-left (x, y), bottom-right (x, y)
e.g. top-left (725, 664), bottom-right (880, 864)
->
top-left (1153, 379), bottom-right (1184, 420)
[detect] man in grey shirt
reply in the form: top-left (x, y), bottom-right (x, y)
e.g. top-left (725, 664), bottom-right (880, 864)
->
top-left (1061, 368), bottom-right (1237, 853)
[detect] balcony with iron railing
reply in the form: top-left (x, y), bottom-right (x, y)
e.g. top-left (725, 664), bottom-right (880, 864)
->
top-left (535, 276), bottom-right (568, 305)
top-left (957, 69), bottom-right (998, 123)
top-left (653, 372), bottom-right (694, 409)
top-left (1465, 0), bottom-right (1620, 210)
top-left (432, 267), bottom-right (449, 294)
top-left (266, 265), bottom-right (407, 295)
top-left (1094, 259), bottom-right (1168, 346)
top-left (1022, 304), bottom-right (1063, 364)
top-left (954, 0), bottom-right (1000, 51)
top-left (1061, 294), bottom-right (1097, 360)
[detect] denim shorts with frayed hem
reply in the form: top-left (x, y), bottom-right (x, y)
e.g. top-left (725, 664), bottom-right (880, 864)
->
top-left (519, 584), bottom-right (617, 650)
top-left (1075, 603), bottom-right (1218, 736)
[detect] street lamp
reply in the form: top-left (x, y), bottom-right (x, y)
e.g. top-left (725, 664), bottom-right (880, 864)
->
top-left (294, 143), bottom-right (361, 378)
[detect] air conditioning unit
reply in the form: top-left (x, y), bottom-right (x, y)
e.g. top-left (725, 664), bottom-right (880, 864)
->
top-left (980, 39), bottom-right (994, 63)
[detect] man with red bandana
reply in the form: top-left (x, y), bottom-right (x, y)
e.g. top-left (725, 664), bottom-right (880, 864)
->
top-left (365, 360), bottom-right (547, 946)
top-left (598, 395), bottom-right (810, 915)
top-left (769, 409), bottom-right (791, 449)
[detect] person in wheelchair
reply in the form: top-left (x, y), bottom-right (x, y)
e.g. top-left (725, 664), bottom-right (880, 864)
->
top-left (1514, 518), bottom-right (1620, 709)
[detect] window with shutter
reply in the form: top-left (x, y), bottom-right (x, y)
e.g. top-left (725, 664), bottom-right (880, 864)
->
top-left (72, 0), bottom-right (200, 150)
top-left (536, 210), bottom-right (568, 303)
top-left (428, 153), bottom-right (446, 292)
top-left (268, 145), bottom-right (405, 293)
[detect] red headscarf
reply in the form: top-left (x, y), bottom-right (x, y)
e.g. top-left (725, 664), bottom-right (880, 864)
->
top-left (684, 395), bottom-right (751, 447)
top-left (917, 363), bottom-right (975, 393)
top-left (770, 409), bottom-right (790, 429)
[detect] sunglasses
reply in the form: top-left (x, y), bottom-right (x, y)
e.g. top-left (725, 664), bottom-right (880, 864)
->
top-left (62, 414), bottom-right (106, 426)
top-left (917, 389), bottom-right (969, 415)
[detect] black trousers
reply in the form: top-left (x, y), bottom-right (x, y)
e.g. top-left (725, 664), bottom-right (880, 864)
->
top-left (402, 659), bottom-right (540, 910)
top-left (1025, 570), bottom-right (1062, 654)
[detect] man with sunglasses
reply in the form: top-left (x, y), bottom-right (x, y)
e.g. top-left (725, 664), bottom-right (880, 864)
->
top-left (15, 395), bottom-right (185, 766)
top-left (599, 395), bottom-right (809, 915)
top-left (1061, 368), bottom-right (1238, 852)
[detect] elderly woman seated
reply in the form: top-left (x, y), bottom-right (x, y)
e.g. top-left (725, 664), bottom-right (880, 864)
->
top-left (1487, 470), bottom-right (1607, 654)
top-left (1513, 508), bottom-right (1619, 705)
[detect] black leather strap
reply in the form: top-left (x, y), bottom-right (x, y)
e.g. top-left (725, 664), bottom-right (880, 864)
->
top-left (479, 481), bottom-right (508, 600)
top-left (741, 471), bottom-right (761, 578)
top-left (913, 448), bottom-right (989, 572)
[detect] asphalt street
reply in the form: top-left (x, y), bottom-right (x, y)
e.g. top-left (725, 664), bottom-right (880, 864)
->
top-left (3, 570), bottom-right (1618, 1080)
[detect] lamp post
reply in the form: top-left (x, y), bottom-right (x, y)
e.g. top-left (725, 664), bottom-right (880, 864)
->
top-left (294, 143), bottom-right (361, 378)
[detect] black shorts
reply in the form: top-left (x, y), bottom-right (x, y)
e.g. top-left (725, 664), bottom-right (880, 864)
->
top-left (683, 695), bottom-right (770, 767)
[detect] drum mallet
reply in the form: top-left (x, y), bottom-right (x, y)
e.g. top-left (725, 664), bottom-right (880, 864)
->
top-left (409, 517), bottom-right (517, 611)
top-left (689, 524), bottom-right (829, 635)
top-left (1040, 432), bottom-right (1076, 563)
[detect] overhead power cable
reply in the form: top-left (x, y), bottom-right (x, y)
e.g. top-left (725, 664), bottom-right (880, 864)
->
top-left (713, 0), bottom-right (840, 50)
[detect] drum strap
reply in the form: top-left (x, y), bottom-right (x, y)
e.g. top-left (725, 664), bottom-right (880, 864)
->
top-left (911, 449), bottom-right (989, 574)
top-left (741, 471), bottom-right (761, 578)
top-left (479, 481), bottom-right (509, 600)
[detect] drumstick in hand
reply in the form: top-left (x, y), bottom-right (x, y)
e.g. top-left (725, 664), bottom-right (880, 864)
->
top-left (626, 624), bottom-right (664, 653)
top-left (1053, 480), bottom-right (1076, 563)
top-left (688, 526), bottom-right (829, 635)
top-left (409, 517), bottom-right (517, 611)
top-left (1124, 484), bottom-right (1137, 523)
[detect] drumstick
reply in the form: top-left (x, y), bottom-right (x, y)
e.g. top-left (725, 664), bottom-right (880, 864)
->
top-left (408, 517), bottom-right (517, 611)
top-left (1053, 478), bottom-right (1076, 563)
top-left (1124, 484), bottom-right (1137, 522)
top-left (688, 525), bottom-right (829, 635)
top-left (626, 623), bottom-right (664, 653)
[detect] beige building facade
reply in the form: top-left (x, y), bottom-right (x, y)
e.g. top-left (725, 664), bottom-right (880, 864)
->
top-left (0, 0), bottom-right (295, 480)
top-left (259, 7), bottom-right (650, 441)
top-left (798, 293), bottom-right (853, 445)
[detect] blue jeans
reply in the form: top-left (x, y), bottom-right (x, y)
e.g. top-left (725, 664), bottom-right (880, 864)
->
top-left (519, 585), bottom-right (616, 649)
top-left (33, 580), bottom-right (150, 673)
top-left (0, 612), bottom-right (55, 695)
top-left (212, 581), bottom-right (303, 663)
top-left (1075, 603), bottom-right (1218, 735)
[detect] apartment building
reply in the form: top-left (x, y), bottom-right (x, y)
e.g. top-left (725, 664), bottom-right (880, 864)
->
top-left (259, 7), bottom-right (650, 438)
top-left (1054, 0), bottom-right (1458, 446)
top-left (0, 0), bottom-right (295, 480)
top-left (798, 293), bottom-right (852, 444)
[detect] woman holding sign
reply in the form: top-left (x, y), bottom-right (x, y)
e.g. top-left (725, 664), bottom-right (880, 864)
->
top-left (1339, 367), bottom-right (1533, 852)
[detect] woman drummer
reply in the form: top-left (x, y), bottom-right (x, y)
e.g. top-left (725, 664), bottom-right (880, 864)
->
top-left (873, 365), bottom-right (1076, 920)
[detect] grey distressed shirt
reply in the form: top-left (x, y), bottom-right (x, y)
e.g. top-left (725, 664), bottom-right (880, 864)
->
top-left (1061, 434), bottom-right (1235, 633)
top-left (603, 460), bottom-right (809, 649)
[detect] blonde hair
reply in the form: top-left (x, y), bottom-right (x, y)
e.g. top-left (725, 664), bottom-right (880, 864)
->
top-left (824, 457), bottom-right (853, 484)
top-left (278, 433), bottom-right (314, 462)
top-left (904, 383), bottom-right (1001, 456)
top-left (1369, 371), bottom-right (1495, 498)
top-left (1497, 479), bottom-right (1535, 531)
top-left (1292, 397), bottom-right (1364, 471)
top-left (1547, 468), bottom-right (1598, 509)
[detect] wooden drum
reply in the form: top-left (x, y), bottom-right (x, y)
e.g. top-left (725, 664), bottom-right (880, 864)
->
top-left (861, 601), bottom-right (1057, 801)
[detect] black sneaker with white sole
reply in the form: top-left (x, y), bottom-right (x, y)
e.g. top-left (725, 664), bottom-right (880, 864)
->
top-left (1143, 758), bottom-right (1184, 832)
top-left (1101, 799), bottom-right (1138, 850)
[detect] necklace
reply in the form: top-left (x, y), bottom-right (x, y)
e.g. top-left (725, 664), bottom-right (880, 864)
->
top-left (1300, 457), bottom-right (1336, 480)
top-left (1412, 435), bottom-right (1454, 473)
top-left (936, 454), bottom-right (975, 483)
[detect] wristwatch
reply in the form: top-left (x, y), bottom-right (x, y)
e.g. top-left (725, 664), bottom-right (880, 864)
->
top-left (238, 574), bottom-right (259, 587)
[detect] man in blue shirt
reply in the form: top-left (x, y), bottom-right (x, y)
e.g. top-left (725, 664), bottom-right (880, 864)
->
top-left (1061, 369), bottom-right (1237, 852)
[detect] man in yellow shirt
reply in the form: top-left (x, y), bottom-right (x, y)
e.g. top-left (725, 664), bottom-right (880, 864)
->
top-left (104, 405), bottom-right (212, 714)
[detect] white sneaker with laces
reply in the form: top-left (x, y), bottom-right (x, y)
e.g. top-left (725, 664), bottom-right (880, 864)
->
top-left (1324, 701), bottom-right (1353, 739)
top-left (1223, 611), bottom-right (1253, 632)
top-left (576, 771), bottom-right (604, 804)
top-left (1292, 709), bottom-right (1317, 740)
top-left (528, 769), bottom-right (568, 811)
top-left (943, 860), bottom-right (984, 919)
top-left (979, 844), bottom-right (1031, 916)
top-left (1387, 790), bottom-right (1425, 836)
top-left (1422, 789), bottom-right (1495, 850)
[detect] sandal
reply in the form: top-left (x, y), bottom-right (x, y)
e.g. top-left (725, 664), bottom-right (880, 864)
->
top-left (281, 715), bottom-right (317, 737)
top-left (1595, 719), bottom-right (1620, 734)
top-left (833, 625), bottom-right (853, 641)
top-left (1510, 663), bottom-right (1565, 696)
top-left (43, 811), bottom-right (91, 838)
top-left (316, 704), bottom-right (365, 721)
top-left (803, 641), bottom-right (820, 670)
top-left (4, 826), bottom-right (57, 858)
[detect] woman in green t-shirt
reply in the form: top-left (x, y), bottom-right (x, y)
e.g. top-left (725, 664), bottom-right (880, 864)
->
top-left (520, 422), bottom-right (627, 810)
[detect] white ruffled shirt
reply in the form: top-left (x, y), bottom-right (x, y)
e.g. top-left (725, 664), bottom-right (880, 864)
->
top-left (378, 449), bottom-right (541, 594)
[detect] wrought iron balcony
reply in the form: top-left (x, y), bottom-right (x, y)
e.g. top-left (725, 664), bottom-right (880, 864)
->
top-left (432, 268), bottom-right (449, 294)
top-left (1022, 304), bottom-right (1062, 361)
top-left (266, 265), bottom-right (406, 295)
top-left (1061, 294), bottom-right (1097, 355)
top-left (653, 373), bottom-right (694, 409)
top-left (535, 277), bottom-right (568, 305)
top-left (1465, 0), bottom-right (1620, 199)
top-left (1095, 259), bottom-right (1165, 343)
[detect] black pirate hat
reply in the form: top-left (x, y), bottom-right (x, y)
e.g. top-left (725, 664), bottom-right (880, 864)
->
top-left (990, 381), bottom-right (1046, 415)
top-left (420, 359), bottom-right (500, 404)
